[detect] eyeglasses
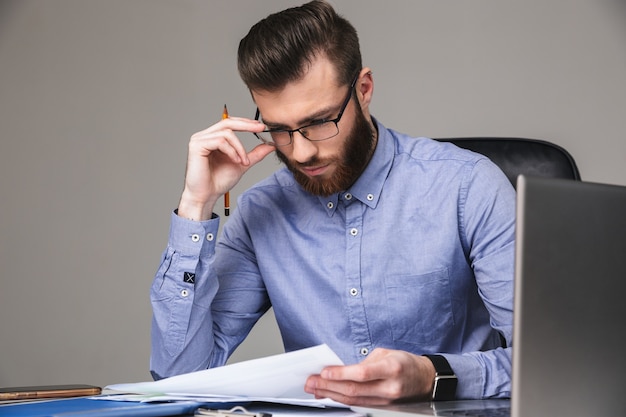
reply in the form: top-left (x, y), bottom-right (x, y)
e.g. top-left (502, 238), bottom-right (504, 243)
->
top-left (254, 74), bottom-right (359, 147)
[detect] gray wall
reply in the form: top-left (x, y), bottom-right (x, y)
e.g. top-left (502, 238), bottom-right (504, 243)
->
top-left (1, 0), bottom-right (624, 388)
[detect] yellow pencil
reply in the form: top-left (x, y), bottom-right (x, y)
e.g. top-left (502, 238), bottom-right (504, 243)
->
top-left (222, 104), bottom-right (230, 216)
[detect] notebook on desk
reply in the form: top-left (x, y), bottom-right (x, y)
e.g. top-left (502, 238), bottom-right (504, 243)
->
top-left (353, 176), bottom-right (626, 417)
top-left (0, 396), bottom-right (206, 416)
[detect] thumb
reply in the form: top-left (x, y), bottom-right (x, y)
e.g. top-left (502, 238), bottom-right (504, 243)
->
top-left (246, 143), bottom-right (276, 166)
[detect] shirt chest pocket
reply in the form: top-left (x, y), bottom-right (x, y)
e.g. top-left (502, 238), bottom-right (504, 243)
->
top-left (383, 268), bottom-right (455, 346)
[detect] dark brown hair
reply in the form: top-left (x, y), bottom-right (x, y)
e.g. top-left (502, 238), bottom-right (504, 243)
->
top-left (237, 0), bottom-right (362, 92)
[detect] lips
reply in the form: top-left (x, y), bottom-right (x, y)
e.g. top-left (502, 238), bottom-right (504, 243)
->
top-left (300, 164), bottom-right (329, 177)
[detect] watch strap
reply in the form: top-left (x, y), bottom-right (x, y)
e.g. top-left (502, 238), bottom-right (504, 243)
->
top-left (424, 354), bottom-right (454, 376)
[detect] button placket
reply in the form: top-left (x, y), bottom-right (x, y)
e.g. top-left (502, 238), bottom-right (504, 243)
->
top-left (344, 201), bottom-right (372, 357)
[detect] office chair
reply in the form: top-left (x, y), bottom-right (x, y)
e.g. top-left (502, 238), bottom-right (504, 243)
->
top-left (435, 137), bottom-right (581, 188)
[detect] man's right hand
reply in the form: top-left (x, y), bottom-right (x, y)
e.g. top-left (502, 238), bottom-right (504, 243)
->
top-left (177, 116), bottom-right (274, 221)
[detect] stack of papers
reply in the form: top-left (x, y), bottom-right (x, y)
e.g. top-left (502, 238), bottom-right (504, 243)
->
top-left (103, 344), bottom-right (346, 408)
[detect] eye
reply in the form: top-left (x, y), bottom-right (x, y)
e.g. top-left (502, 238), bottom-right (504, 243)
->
top-left (301, 120), bottom-right (326, 133)
top-left (309, 118), bottom-right (331, 126)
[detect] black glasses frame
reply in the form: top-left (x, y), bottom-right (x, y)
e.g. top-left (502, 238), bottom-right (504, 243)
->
top-left (254, 74), bottom-right (359, 147)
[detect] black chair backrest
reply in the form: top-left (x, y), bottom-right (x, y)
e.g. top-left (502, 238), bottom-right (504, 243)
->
top-left (436, 137), bottom-right (581, 188)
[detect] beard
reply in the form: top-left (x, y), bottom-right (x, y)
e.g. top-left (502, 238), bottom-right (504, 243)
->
top-left (276, 102), bottom-right (376, 196)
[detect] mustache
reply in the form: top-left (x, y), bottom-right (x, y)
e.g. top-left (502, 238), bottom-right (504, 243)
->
top-left (293, 156), bottom-right (334, 169)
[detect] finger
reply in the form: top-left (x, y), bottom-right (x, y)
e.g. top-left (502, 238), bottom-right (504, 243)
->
top-left (312, 389), bottom-right (392, 406)
top-left (306, 373), bottom-right (400, 402)
top-left (305, 376), bottom-right (395, 406)
top-left (321, 359), bottom-right (395, 383)
top-left (224, 115), bottom-right (264, 125)
top-left (218, 129), bottom-right (249, 165)
top-left (217, 116), bottom-right (266, 133)
top-left (212, 119), bottom-right (267, 164)
top-left (189, 128), bottom-right (244, 165)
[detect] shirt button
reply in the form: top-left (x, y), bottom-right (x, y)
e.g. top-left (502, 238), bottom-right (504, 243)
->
top-left (360, 347), bottom-right (369, 356)
top-left (191, 234), bottom-right (200, 242)
top-left (350, 228), bottom-right (358, 236)
top-left (327, 202), bottom-right (334, 209)
top-left (344, 193), bottom-right (353, 200)
top-left (367, 194), bottom-right (374, 201)
top-left (206, 233), bottom-right (214, 241)
top-left (181, 289), bottom-right (189, 297)
top-left (350, 288), bottom-right (359, 296)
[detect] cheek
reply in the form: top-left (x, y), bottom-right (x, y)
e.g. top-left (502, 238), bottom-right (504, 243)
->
top-left (320, 135), bottom-right (350, 160)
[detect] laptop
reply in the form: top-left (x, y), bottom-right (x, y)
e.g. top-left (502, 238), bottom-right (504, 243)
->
top-left (353, 175), bottom-right (626, 417)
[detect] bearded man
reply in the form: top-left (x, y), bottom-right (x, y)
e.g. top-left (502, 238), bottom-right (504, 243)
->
top-left (151, 0), bottom-right (515, 405)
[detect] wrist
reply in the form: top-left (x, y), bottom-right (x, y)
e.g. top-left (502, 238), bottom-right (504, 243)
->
top-left (178, 192), bottom-right (217, 221)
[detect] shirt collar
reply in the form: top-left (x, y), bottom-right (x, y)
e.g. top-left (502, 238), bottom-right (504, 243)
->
top-left (319, 118), bottom-right (393, 215)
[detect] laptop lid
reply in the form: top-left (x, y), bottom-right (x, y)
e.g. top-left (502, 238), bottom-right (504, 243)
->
top-left (512, 175), bottom-right (626, 417)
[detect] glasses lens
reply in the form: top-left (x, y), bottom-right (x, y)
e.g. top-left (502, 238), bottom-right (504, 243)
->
top-left (301, 121), bottom-right (339, 141)
top-left (270, 131), bottom-right (292, 146)
top-left (256, 130), bottom-right (291, 146)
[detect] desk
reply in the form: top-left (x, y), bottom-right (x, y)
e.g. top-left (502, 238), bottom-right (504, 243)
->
top-left (1, 393), bottom-right (515, 417)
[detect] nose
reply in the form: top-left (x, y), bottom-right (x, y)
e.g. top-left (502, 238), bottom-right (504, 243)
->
top-left (290, 131), bottom-right (318, 163)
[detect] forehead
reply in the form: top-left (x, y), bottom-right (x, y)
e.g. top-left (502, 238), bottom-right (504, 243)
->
top-left (252, 58), bottom-right (344, 126)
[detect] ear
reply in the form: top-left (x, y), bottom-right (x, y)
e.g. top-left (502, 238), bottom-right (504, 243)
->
top-left (356, 67), bottom-right (374, 111)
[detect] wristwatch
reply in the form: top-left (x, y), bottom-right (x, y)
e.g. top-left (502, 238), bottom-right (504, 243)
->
top-left (424, 354), bottom-right (458, 401)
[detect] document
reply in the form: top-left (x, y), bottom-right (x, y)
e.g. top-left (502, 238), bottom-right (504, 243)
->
top-left (105, 344), bottom-right (344, 406)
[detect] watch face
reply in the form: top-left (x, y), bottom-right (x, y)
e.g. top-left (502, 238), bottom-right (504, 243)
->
top-left (433, 375), bottom-right (458, 401)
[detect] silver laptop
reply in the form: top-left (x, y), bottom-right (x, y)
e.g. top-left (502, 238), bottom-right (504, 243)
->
top-left (353, 175), bottom-right (626, 417)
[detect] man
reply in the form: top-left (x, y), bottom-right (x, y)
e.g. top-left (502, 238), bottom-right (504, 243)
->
top-left (151, 0), bottom-right (514, 406)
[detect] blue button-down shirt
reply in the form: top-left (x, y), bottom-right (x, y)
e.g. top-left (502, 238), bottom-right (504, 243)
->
top-left (151, 120), bottom-right (515, 399)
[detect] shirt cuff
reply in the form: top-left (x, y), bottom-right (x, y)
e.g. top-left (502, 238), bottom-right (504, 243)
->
top-left (169, 210), bottom-right (220, 256)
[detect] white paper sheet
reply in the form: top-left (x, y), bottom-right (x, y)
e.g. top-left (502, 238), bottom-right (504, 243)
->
top-left (94, 393), bottom-right (345, 408)
top-left (106, 344), bottom-right (344, 400)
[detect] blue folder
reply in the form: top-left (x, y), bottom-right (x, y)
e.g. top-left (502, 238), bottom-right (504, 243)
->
top-left (0, 397), bottom-right (211, 416)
